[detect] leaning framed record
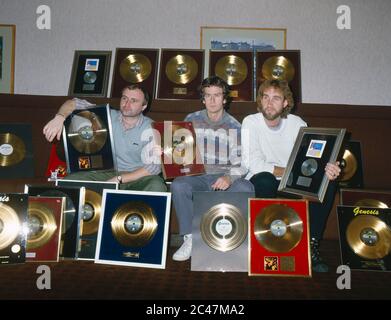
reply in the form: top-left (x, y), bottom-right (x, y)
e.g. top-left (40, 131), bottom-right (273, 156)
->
top-left (26, 196), bottom-right (64, 262)
top-left (62, 104), bottom-right (117, 173)
top-left (337, 205), bottom-right (391, 271)
top-left (191, 191), bottom-right (254, 272)
top-left (152, 121), bottom-right (205, 180)
top-left (209, 50), bottom-right (254, 101)
top-left (0, 123), bottom-right (34, 179)
top-left (340, 188), bottom-right (391, 208)
top-left (56, 179), bottom-right (118, 260)
top-left (256, 50), bottom-right (301, 107)
top-left (278, 127), bottom-right (346, 202)
top-left (68, 50), bottom-right (111, 97)
top-left (157, 49), bottom-right (204, 100)
top-left (249, 198), bottom-right (311, 277)
top-left (338, 140), bottom-right (364, 188)
top-left (25, 184), bottom-right (85, 259)
top-left (95, 190), bottom-right (171, 269)
top-left (111, 48), bottom-right (159, 98)
top-left (0, 193), bottom-right (28, 265)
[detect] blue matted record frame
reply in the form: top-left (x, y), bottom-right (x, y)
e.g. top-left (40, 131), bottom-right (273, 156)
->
top-left (95, 190), bottom-right (171, 269)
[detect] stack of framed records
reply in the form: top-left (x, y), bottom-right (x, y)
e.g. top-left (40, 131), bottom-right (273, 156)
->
top-left (111, 48), bottom-right (159, 99)
top-left (157, 49), bottom-right (204, 100)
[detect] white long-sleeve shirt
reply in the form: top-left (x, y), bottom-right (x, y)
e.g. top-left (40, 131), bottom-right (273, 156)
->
top-left (241, 113), bottom-right (307, 180)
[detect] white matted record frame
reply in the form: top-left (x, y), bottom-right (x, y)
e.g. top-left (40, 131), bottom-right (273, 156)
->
top-left (95, 190), bottom-right (171, 269)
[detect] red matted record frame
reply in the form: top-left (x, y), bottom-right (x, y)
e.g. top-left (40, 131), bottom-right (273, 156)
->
top-left (26, 196), bottom-right (64, 262)
top-left (157, 49), bottom-right (204, 100)
top-left (110, 48), bottom-right (159, 99)
top-left (45, 141), bottom-right (67, 179)
top-left (209, 50), bottom-right (253, 101)
top-left (249, 198), bottom-right (311, 277)
top-left (152, 121), bottom-right (205, 180)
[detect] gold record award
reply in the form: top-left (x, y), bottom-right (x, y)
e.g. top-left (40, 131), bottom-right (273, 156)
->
top-left (254, 204), bottom-right (303, 253)
top-left (119, 54), bottom-right (152, 83)
top-left (67, 110), bottom-right (108, 154)
top-left (354, 199), bottom-right (388, 208)
top-left (0, 202), bottom-right (21, 250)
top-left (164, 124), bottom-right (196, 166)
top-left (27, 202), bottom-right (57, 250)
top-left (200, 203), bottom-right (247, 252)
top-left (214, 55), bottom-right (248, 86)
top-left (111, 201), bottom-right (158, 247)
top-left (346, 215), bottom-right (391, 259)
top-left (165, 54), bottom-right (198, 85)
top-left (340, 149), bottom-right (358, 182)
top-left (0, 133), bottom-right (26, 167)
top-left (81, 189), bottom-right (102, 235)
top-left (262, 55), bottom-right (295, 82)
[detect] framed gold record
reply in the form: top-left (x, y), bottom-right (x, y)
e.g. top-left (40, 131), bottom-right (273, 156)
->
top-left (256, 50), bottom-right (301, 108)
top-left (111, 48), bottom-right (159, 99)
top-left (157, 49), bottom-right (204, 100)
top-left (209, 50), bottom-right (254, 101)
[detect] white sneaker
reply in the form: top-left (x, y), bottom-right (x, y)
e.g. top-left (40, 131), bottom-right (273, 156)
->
top-left (173, 234), bottom-right (192, 261)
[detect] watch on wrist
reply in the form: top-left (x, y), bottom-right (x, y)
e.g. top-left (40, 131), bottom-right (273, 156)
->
top-left (117, 175), bottom-right (122, 184)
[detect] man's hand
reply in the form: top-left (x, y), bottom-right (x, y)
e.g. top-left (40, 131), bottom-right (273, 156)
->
top-left (43, 114), bottom-right (65, 142)
top-left (211, 176), bottom-right (232, 191)
top-left (325, 161), bottom-right (341, 181)
top-left (273, 166), bottom-right (285, 178)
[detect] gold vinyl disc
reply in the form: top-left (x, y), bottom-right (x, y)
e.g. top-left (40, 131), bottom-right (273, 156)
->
top-left (81, 189), bottom-right (101, 235)
top-left (27, 202), bottom-right (57, 250)
top-left (261, 56), bottom-right (295, 82)
top-left (163, 124), bottom-right (196, 165)
top-left (340, 149), bottom-right (358, 181)
top-left (0, 133), bottom-right (26, 167)
top-left (165, 54), bottom-right (198, 85)
top-left (40, 190), bottom-right (76, 235)
top-left (354, 199), bottom-right (388, 209)
top-left (0, 202), bottom-right (21, 250)
top-left (119, 54), bottom-right (152, 83)
top-left (111, 201), bottom-right (158, 247)
top-left (254, 204), bottom-right (303, 253)
top-left (67, 110), bottom-right (108, 154)
top-left (200, 203), bottom-right (247, 252)
top-left (214, 55), bottom-right (248, 86)
top-left (346, 215), bottom-right (391, 259)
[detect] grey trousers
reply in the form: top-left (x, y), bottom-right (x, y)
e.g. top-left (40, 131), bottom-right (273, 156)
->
top-left (171, 174), bottom-right (254, 235)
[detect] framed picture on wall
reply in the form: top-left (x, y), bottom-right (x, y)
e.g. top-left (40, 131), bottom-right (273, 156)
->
top-left (0, 24), bottom-right (16, 94)
top-left (68, 50), bottom-right (112, 97)
top-left (200, 26), bottom-right (286, 83)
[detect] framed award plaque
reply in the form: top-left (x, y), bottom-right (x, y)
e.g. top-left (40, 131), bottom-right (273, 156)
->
top-left (152, 121), bottom-right (205, 180)
top-left (337, 205), bottom-right (391, 271)
top-left (0, 193), bottom-right (28, 265)
top-left (45, 140), bottom-right (67, 180)
top-left (111, 48), bottom-right (159, 98)
top-left (249, 198), bottom-right (311, 277)
top-left (62, 104), bottom-right (117, 174)
top-left (95, 190), bottom-right (172, 269)
top-left (56, 179), bottom-right (118, 260)
top-left (25, 184), bottom-right (85, 260)
top-left (157, 49), bottom-right (204, 100)
top-left (256, 50), bottom-right (301, 107)
top-left (0, 123), bottom-right (34, 179)
top-left (278, 127), bottom-right (346, 202)
top-left (68, 50), bottom-right (112, 97)
top-left (191, 191), bottom-right (254, 272)
top-left (209, 50), bottom-right (254, 101)
top-left (26, 196), bottom-right (64, 262)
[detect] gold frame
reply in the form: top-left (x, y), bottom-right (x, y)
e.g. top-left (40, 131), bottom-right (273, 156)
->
top-left (200, 26), bottom-right (286, 76)
top-left (0, 24), bottom-right (16, 94)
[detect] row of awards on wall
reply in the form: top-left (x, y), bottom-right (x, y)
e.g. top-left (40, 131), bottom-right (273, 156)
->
top-left (68, 48), bottom-right (302, 105)
top-left (1, 185), bottom-right (390, 275)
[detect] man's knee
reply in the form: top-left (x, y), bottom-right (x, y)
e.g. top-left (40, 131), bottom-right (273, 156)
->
top-left (143, 176), bottom-right (167, 192)
top-left (170, 177), bottom-right (193, 195)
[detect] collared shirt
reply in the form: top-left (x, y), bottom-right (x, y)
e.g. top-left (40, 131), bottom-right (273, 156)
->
top-left (73, 98), bottom-right (160, 175)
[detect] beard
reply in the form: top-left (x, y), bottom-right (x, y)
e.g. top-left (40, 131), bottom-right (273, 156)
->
top-left (260, 107), bottom-right (284, 121)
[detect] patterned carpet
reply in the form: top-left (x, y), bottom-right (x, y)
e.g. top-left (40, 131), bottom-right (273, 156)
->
top-left (0, 240), bottom-right (390, 300)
